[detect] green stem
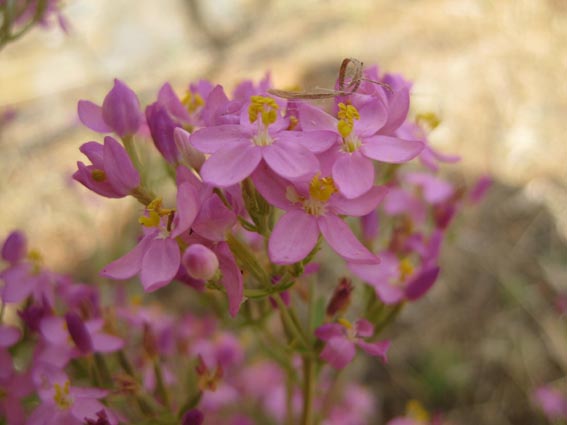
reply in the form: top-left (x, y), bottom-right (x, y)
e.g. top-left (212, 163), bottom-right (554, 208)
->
top-left (274, 294), bottom-right (309, 350)
top-left (301, 356), bottom-right (316, 425)
top-left (153, 358), bottom-right (171, 409)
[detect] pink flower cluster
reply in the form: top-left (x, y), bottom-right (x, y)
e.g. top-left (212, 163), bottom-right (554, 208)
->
top-left (1, 61), bottom-right (491, 423)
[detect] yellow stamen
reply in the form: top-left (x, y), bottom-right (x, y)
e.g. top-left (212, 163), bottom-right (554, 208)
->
top-left (337, 317), bottom-right (353, 329)
top-left (181, 91), bottom-right (205, 113)
top-left (399, 258), bottom-right (414, 281)
top-left (337, 103), bottom-right (360, 138)
top-left (139, 210), bottom-right (160, 228)
top-left (416, 112), bottom-right (440, 130)
top-left (309, 174), bottom-right (337, 202)
top-left (406, 400), bottom-right (430, 422)
top-left (288, 115), bottom-right (299, 130)
top-left (248, 95), bottom-right (279, 126)
top-left (138, 198), bottom-right (175, 228)
top-left (53, 380), bottom-right (72, 410)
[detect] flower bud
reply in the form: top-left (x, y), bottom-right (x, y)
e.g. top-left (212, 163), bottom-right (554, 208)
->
top-left (174, 127), bottom-right (205, 171)
top-left (326, 277), bottom-right (353, 317)
top-left (102, 79), bottom-right (143, 138)
top-left (65, 312), bottom-right (93, 354)
top-left (1, 231), bottom-right (26, 264)
top-left (182, 244), bottom-right (219, 281)
top-left (182, 409), bottom-right (204, 425)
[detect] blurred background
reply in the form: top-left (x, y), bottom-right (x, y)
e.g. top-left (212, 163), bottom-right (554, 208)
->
top-left (1, 0), bottom-right (566, 423)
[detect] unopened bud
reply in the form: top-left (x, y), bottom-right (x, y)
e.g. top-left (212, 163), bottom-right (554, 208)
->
top-left (182, 244), bottom-right (219, 281)
top-left (182, 409), bottom-right (204, 425)
top-left (174, 127), bottom-right (205, 171)
top-left (65, 312), bottom-right (93, 354)
top-left (326, 278), bottom-right (353, 317)
top-left (142, 323), bottom-right (158, 359)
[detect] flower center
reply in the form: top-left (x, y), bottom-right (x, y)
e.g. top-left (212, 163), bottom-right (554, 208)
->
top-left (249, 96), bottom-right (279, 147)
top-left (91, 169), bottom-right (106, 182)
top-left (398, 258), bottom-right (414, 282)
top-left (338, 317), bottom-right (357, 340)
top-left (138, 198), bottom-right (175, 233)
top-left (53, 380), bottom-right (72, 410)
top-left (285, 175), bottom-right (338, 216)
top-left (181, 91), bottom-right (205, 114)
top-left (337, 103), bottom-right (360, 139)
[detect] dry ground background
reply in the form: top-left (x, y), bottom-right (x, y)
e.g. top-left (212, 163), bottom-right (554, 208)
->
top-left (1, 0), bottom-right (566, 423)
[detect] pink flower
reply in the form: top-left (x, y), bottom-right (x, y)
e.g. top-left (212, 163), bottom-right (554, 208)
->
top-left (533, 386), bottom-right (567, 420)
top-left (253, 164), bottom-right (385, 265)
top-left (73, 136), bottom-right (140, 199)
top-left (315, 319), bottom-right (390, 369)
top-left (191, 95), bottom-right (335, 187)
top-left (299, 99), bottom-right (424, 199)
top-left (78, 79), bottom-right (143, 138)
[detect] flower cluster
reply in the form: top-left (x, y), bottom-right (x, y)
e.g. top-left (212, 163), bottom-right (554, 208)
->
top-left (1, 61), bottom-right (489, 423)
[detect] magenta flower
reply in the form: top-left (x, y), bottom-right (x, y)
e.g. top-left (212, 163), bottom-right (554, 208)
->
top-left (252, 164), bottom-right (386, 265)
top-left (315, 319), bottom-right (390, 369)
top-left (533, 386), bottom-right (567, 420)
top-left (191, 95), bottom-right (336, 187)
top-left (78, 79), bottom-right (143, 138)
top-left (73, 136), bottom-right (140, 198)
top-left (101, 179), bottom-right (199, 292)
top-left (299, 101), bottom-right (424, 198)
top-left (27, 373), bottom-right (118, 425)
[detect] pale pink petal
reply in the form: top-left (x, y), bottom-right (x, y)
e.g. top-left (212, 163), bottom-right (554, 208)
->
top-left (269, 210), bottom-right (319, 265)
top-left (314, 323), bottom-right (344, 341)
top-left (374, 283), bottom-right (404, 305)
top-left (381, 87), bottom-right (410, 134)
top-left (354, 101), bottom-right (388, 136)
top-left (192, 195), bottom-right (237, 242)
top-left (40, 317), bottom-right (68, 345)
top-left (101, 233), bottom-right (156, 280)
top-left (320, 336), bottom-right (356, 369)
top-left (317, 215), bottom-right (378, 264)
top-left (170, 182), bottom-right (200, 238)
top-left (331, 186), bottom-right (388, 217)
top-left (361, 136), bottom-right (424, 163)
top-left (263, 141), bottom-right (318, 180)
top-left (190, 125), bottom-right (249, 154)
top-left (77, 100), bottom-right (112, 133)
top-left (356, 340), bottom-right (390, 363)
top-left (1, 264), bottom-right (35, 303)
top-left (332, 153), bottom-right (375, 199)
top-left (200, 143), bottom-right (262, 187)
top-left (404, 172), bottom-right (454, 204)
top-left (298, 103), bottom-right (338, 131)
top-left (277, 130), bottom-right (337, 153)
top-left (140, 238), bottom-right (180, 292)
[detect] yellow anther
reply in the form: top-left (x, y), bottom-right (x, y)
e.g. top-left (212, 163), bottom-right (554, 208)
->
top-left (399, 258), bottom-right (414, 281)
top-left (91, 169), bottom-right (106, 182)
top-left (337, 317), bottom-right (353, 329)
top-left (181, 91), bottom-right (205, 113)
top-left (406, 400), bottom-right (429, 422)
top-left (27, 249), bottom-right (42, 263)
top-left (309, 174), bottom-right (337, 202)
top-left (130, 294), bottom-right (143, 306)
top-left (53, 380), bottom-right (72, 410)
top-left (288, 116), bottom-right (299, 130)
top-left (248, 95), bottom-right (279, 126)
top-left (337, 103), bottom-right (360, 138)
top-left (139, 210), bottom-right (160, 228)
top-left (416, 112), bottom-right (441, 130)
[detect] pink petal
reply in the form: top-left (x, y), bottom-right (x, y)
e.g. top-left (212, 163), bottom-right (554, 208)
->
top-left (216, 242), bottom-right (243, 317)
top-left (354, 101), bottom-right (388, 136)
top-left (250, 163), bottom-right (293, 210)
top-left (0, 325), bottom-right (21, 347)
top-left (331, 186), bottom-right (388, 217)
top-left (269, 210), bottom-right (319, 265)
top-left (190, 125), bottom-right (249, 154)
top-left (200, 142), bottom-right (262, 187)
top-left (332, 153), bottom-right (375, 199)
top-left (354, 319), bottom-right (374, 338)
top-left (170, 182), bottom-right (199, 238)
top-left (405, 266), bottom-right (440, 301)
top-left (1, 264), bottom-right (35, 303)
top-left (101, 233), bottom-right (155, 280)
top-left (103, 136), bottom-right (140, 195)
top-left (298, 103), bottom-right (338, 132)
top-left (263, 141), bottom-right (318, 180)
top-left (381, 86), bottom-right (410, 134)
top-left (404, 172), bottom-right (454, 204)
top-left (320, 336), bottom-right (356, 369)
top-left (317, 215), bottom-right (378, 264)
top-left (314, 323), bottom-right (344, 341)
top-left (356, 340), bottom-right (390, 363)
top-left (277, 130), bottom-right (337, 153)
top-left (192, 195), bottom-right (237, 242)
top-left (40, 316), bottom-right (68, 345)
top-left (140, 238), bottom-right (180, 292)
top-left (77, 100), bottom-right (112, 133)
top-left (91, 333), bottom-right (124, 352)
top-left (361, 136), bottom-right (424, 163)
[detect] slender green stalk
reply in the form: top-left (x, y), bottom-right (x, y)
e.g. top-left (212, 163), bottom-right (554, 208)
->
top-left (153, 358), bottom-right (171, 409)
top-left (300, 356), bottom-right (316, 425)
